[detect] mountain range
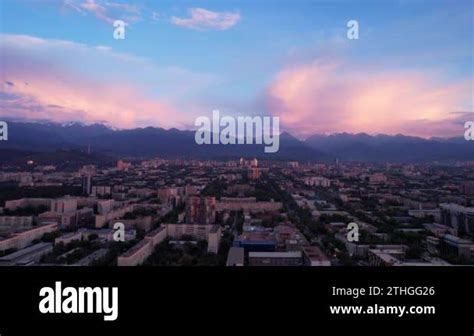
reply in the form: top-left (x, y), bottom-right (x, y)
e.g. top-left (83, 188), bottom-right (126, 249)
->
top-left (0, 121), bottom-right (472, 163)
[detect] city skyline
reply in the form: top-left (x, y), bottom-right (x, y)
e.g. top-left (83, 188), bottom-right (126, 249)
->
top-left (0, 0), bottom-right (473, 138)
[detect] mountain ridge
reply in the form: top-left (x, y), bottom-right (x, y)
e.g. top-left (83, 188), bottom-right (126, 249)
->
top-left (0, 121), bottom-right (471, 163)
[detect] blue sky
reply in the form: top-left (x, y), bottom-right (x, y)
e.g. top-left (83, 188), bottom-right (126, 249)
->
top-left (0, 0), bottom-right (472, 137)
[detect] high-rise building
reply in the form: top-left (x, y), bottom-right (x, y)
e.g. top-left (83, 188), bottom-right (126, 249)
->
top-left (186, 196), bottom-right (216, 224)
top-left (249, 167), bottom-right (261, 180)
top-left (81, 175), bottom-right (92, 195)
top-left (251, 157), bottom-right (258, 168)
top-left (158, 187), bottom-right (180, 206)
top-left (91, 186), bottom-right (112, 197)
top-left (440, 203), bottom-right (474, 236)
top-left (79, 165), bottom-right (96, 175)
top-left (51, 197), bottom-right (77, 214)
top-left (117, 160), bottom-right (132, 171)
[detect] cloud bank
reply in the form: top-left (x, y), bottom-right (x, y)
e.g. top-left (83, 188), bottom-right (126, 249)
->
top-left (0, 34), bottom-right (215, 129)
top-left (266, 59), bottom-right (473, 138)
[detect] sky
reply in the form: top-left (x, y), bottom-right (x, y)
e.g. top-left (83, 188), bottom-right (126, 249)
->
top-left (0, 0), bottom-right (473, 138)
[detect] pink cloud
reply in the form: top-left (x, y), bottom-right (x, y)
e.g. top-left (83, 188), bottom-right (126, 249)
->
top-left (171, 8), bottom-right (241, 31)
top-left (0, 34), bottom-right (199, 129)
top-left (266, 59), bottom-right (473, 138)
top-left (1, 72), bottom-right (180, 129)
top-left (63, 0), bottom-right (141, 25)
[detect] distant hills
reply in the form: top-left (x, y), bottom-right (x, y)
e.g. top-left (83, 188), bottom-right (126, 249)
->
top-left (305, 133), bottom-right (473, 162)
top-left (0, 121), bottom-right (472, 163)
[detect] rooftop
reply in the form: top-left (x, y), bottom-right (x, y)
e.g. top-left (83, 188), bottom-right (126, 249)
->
top-left (249, 251), bottom-right (302, 259)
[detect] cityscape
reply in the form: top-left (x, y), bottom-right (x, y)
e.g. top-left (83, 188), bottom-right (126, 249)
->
top-left (0, 155), bottom-right (473, 266)
top-left (0, 1), bottom-right (472, 267)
